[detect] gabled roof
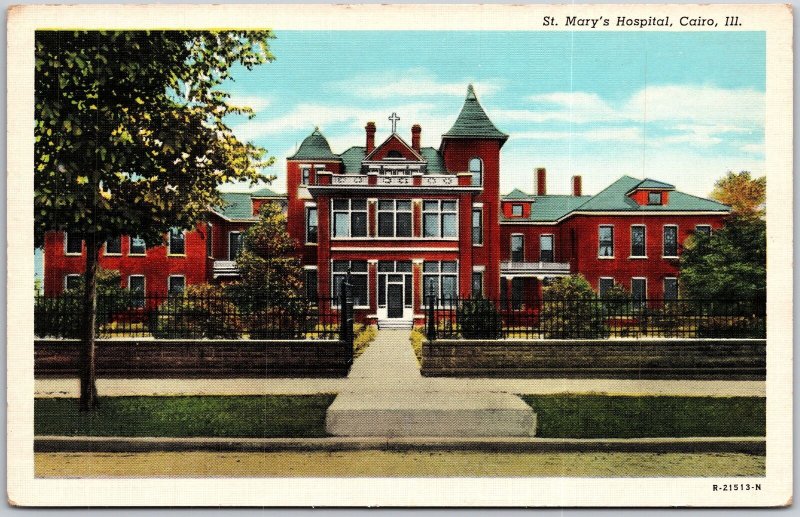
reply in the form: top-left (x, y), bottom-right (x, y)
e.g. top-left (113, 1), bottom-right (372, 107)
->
top-left (504, 188), bottom-right (536, 201)
top-left (250, 187), bottom-right (282, 198)
top-left (288, 128), bottom-right (340, 161)
top-left (501, 176), bottom-right (729, 223)
top-left (442, 84), bottom-right (508, 142)
top-left (338, 146), bottom-right (447, 174)
top-left (635, 179), bottom-right (675, 190)
top-left (214, 192), bottom-right (258, 221)
top-left (363, 133), bottom-right (424, 162)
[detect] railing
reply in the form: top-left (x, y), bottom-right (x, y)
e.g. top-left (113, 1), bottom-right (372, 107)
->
top-left (425, 296), bottom-right (766, 340)
top-left (212, 260), bottom-right (239, 278)
top-left (500, 260), bottom-right (571, 275)
top-left (34, 293), bottom-right (352, 341)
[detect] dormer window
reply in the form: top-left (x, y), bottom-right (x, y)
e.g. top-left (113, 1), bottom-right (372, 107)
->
top-left (512, 204), bottom-right (523, 217)
top-left (648, 191), bottom-right (662, 205)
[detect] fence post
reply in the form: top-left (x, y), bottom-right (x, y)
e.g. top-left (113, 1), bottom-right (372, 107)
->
top-left (426, 293), bottom-right (437, 342)
top-left (339, 270), bottom-right (354, 362)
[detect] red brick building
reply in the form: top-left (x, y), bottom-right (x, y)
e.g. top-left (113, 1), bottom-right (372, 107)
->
top-left (43, 85), bottom-right (730, 325)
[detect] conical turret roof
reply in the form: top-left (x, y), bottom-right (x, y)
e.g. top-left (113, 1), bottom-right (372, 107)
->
top-left (442, 84), bottom-right (508, 141)
top-left (289, 127), bottom-right (340, 160)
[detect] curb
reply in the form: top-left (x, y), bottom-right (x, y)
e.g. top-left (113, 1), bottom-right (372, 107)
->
top-left (35, 435), bottom-right (766, 455)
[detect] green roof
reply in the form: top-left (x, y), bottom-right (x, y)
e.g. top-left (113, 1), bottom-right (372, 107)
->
top-left (633, 178), bottom-right (675, 191)
top-left (338, 146), bottom-right (446, 174)
top-left (442, 84), bottom-right (508, 141)
top-left (215, 192), bottom-right (257, 221)
top-left (288, 128), bottom-right (340, 161)
top-left (502, 176), bottom-right (729, 223)
top-left (250, 187), bottom-right (281, 197)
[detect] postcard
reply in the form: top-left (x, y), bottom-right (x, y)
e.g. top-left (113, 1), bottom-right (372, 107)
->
top-left (7, 3), bottom-right (792, 507)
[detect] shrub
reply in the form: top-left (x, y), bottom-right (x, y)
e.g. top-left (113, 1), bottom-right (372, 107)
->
top-left (149, 284), bottom-right (242, 339)
top-left (248, 300), bottom-right (312, 339)
top-left (457, 297), bottom-right (502, 339)
top-left (540, 275), bottom-right (607, 338)
top-left (697, 315), bottom-right (765, 338)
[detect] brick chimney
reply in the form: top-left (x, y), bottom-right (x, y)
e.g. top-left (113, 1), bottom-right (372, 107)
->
top-left (571, 175), bottom-right (582, 196)
top-left (411, 124), bottom-right (421, 152)
top-left (536, 168), bottom-right (547, 196)
top-left (365, 122), bottom-right (376, 153)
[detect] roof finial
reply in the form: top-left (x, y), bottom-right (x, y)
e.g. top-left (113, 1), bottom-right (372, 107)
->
top-left (388, 112), bottom-right (400, 133)
top-left (466, 84), bottom-right (476, 100)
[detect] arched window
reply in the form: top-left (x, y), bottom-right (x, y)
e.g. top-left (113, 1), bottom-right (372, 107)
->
top-left (469, 158), bottom-right (483, 186)
top-left (387, 150), bottom-right (403, 158)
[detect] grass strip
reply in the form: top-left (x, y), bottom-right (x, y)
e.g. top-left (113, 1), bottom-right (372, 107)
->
top-left (35, 395), bottom-right (335, 438)
top-left (521, 394), bottom-right (765, 438)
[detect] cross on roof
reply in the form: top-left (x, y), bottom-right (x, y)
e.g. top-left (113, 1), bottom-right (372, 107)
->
top-left (388, 112), bottom-right (400, 133)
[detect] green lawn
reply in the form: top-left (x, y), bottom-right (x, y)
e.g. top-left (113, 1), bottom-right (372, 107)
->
top-left (35, 395), bottom-right (335, 438)
top-left (521, 395), bottom-right (766, 438)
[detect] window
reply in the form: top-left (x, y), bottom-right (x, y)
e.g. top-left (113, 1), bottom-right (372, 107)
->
top-left (648, 191), bottom-right (662, 205)
top-left (332, 199), bottom-right (367, 238)
top-left (663, 225), bottom-right (678, 257)
top-left (472, 207), bottom-right (483, 245)
top-left (130, 236), bottom-right (146, 256)
top-left (64, 274), bottom-right (82, 292)
top-left (128, 275), bottom-right (145, 308)
top-left (300, 166), bottom-right (311, 185)
top-left (105, 236), bottom-right (121, 255)
top-left (511, 234), bottom-right (524, 262)
top-left (469, 157), bottom-right (483, 186)
top-left (512, 204), bottom-right (523, 217)
top-left (387, 150), bottom-right (403, 158)
top-left (664, 277), bottom-right (678, 301)
top-left (423, 261), bottom-right (458, 304)
top-left (168, 275), bottom-right (185, 296)
top-left (332, 260), bottom-right (368, 307)
top-left (599, 278), bottom-right (615, 297)
top-left (540, 235), bottom-right (554, 262)
top-left (630, 225), bottom-right (646, 257)
top-left (472, 271), bottom-right (483, 297)
top-left (306, 207), bottom-right (318, 243)
top-left (422, 200), bottom-right (457, 238)
top-left (599, 225), bottom-right (614, 257)
top-left (229, 231), bottom-right (243, 260)
top-left (168, 228), bottom-right (185, 255)
top-left (205, 223), bottom-right (213, 258)
top-left (631, 278), bottom-right (647, 305)
top-left (511, 277), bottom-right (525, 309)
top-left (695, 225), bottom-right (712, 236)
top-left (65, 232), bottom-right (82, 255)
top-left (305, 269), bottom-right (318, 302)
top-left (378, 200), bottom-right (412, 237)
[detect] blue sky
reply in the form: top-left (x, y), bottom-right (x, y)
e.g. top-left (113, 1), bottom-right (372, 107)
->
top-left (224, 30), bottom-right (765, 198)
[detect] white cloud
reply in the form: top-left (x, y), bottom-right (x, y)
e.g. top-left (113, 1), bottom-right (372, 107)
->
top-left (227, 94), bottom-right (271, 113)
top-left (330, 68), bottom-right (502, 99)
top-left (514, 127), bottom-right (642, 142)
top-left (740, 142), bottom-right (765, 155)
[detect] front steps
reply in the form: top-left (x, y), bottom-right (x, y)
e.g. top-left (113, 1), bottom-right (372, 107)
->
top-left (326, 391), bottom-right (537, 437)
top-left (377, 318), bottom-right (413, 330)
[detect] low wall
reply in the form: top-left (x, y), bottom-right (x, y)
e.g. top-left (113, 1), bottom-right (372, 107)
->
top-left (35, 339), bottom-right (352, 378)
top-left (422, 339), bottom-right (766, 380)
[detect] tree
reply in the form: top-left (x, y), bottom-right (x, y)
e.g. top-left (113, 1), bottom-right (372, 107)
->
top-left (229, 201), bottom-right (304, 300)
top-left (35, 31), bottom-right (275, 409)
top-left (679, 215), bottom-right (766, 302)
top-left (539, 275), bottom-right (607, 338)
top-left (711, 171), bottom-right (766, 218)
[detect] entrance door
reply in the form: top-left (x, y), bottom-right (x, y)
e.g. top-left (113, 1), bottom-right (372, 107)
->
top-left (387, 284), bottom-right (404, 318)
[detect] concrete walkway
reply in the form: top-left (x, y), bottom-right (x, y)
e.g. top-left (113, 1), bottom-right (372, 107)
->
top-left (35, 330), bottom-right (767, 398)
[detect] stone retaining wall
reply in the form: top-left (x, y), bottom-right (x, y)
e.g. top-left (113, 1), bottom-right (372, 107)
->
top-left (422, 339), bottom-right (766, 380)
top-left (35, 339), bottom-right (352, 378)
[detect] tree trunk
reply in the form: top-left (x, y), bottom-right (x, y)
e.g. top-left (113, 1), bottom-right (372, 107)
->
top-left (79, 232), bottom-right (100, 411)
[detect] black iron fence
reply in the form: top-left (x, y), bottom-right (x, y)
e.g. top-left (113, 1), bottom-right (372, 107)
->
top-left (35, 293), bottom-right (349, 341)
top-left (425, 296), bottom-right (766, 340)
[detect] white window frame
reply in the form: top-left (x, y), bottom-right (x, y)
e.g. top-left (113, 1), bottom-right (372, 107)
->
top-left (167, 228), bottom-right (186, 256)
top-left (511, 204), bottom-right (523, 217)
top-left (422, 199), bottom-right (458, 239)
top-left (331, 199), bottom-right (368, 238)
top-left (472, 205), bottom-right (483, 246)
top-left (631, 277), bottom-right (647, 303)
top-left (662, 224), bottom-right (679, 258)
top-left (168, 275), bottom-right (186, 295)
top-left (469, 157), bottom-right (483, 186)
top-left (422, 260), bottom-right (459, 307)
top-left (104, 235), bottom-right (122, 256)
top-left (510, 233), bottom-right (525, 262)
top-left (64, 274), bottom-right (82, 291)
top-left (695, 224), bottom-right (712, 236)
top-left (305, 206), bottom-right (318, 244)
top-left (648, 191), bottom-right (662, 205)
top-left (300, 165), bottom-right (311, 186)
top-left (539, 234), bottom-right (554, 262)
top-left (663, 277), bottom-right (679, 301)
top-left (377, 199), bottom-right (413, 238)
top-left (471, 269), bottom-right (484, 297)
top-left (64, 232), bottom-right (82, 256)
top-left (228, 231), bottom-right (243, 261)
top-left (331, 260), bottom-right (370, 308)
top-left (598, 277), bottom-right (615, 297)
top-left (598, 225), bottom-right (615, 259)
top-left (630, 225), bottom-right (647, 258)
top-left (129, 235), bottom-right (147, 257)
